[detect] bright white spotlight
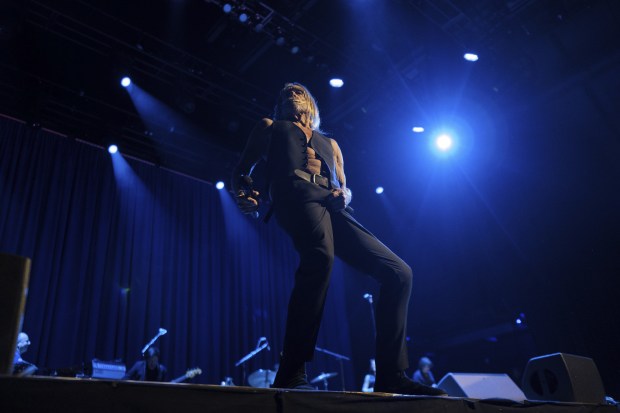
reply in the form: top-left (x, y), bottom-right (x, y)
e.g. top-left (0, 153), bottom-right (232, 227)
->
top-left (412, 126), bottom-right (425, 133)
top-left (215, 181), bottom-right (225, 190)
top-left (108, 144), bottom-right (118, 154)
top-left (435, 134), bottom-right (453, 151)
top-left (464, 53), bottom-right (479, 62)
top-left (375, 186), bottom-right (384, 194)
top-left (120, 77), bottom-right (131, 88)
top-left (329, 78), bottom-right (344, 88)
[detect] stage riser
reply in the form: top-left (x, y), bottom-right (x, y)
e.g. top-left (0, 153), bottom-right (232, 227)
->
top-left (0, 376), bottom-right (614, 413)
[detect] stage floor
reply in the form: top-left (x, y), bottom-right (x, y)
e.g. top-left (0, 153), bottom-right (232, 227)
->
top-left (0, 375), bottom-right (615, 413)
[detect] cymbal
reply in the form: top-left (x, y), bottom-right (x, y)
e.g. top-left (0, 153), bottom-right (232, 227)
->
top-left (310, 372), bottom-right (338, 384)
top-left (247, 369), bottom-right (276, 388)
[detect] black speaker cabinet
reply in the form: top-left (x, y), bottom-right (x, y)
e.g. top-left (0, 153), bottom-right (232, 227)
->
top-left (522, 353), bottom-right (605, 403)
top-left (437, 373), bottom-right (526, 401)
top-left (0, 253), bottom-right (32, 375)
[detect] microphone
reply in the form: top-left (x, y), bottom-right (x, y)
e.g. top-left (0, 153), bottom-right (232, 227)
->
top-left (257, 336), bottom-right (270, 351)
top-left (159, 328), bottom-right (167, 335)
top-left (363, 293), bottom-right (373, 303)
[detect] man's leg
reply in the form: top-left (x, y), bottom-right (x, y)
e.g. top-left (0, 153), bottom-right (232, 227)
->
top-left (332, 212), bottom-right (447, 396)
top-left (272, 197), bottom-right (335, 388)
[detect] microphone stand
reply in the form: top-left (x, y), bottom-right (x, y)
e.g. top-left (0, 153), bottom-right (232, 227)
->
top-left (141, 329), bottom-right (167, 356)
top-left (235, 342), bottom-right (269, 386)
top-left (315, 346), bottom-right (350, 391)
top-left (364, 294), bottom-right (377, 339)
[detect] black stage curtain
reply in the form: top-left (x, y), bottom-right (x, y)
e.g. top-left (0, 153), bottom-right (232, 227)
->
top-left (0, 116), bottom-right (354, 388)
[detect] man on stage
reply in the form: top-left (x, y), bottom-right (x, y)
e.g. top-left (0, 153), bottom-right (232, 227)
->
top-left (13, 332), bottom-right (37, 376)
top-left (231, 82), bottom-right (446, 396)
top-left (123, 346), bottom-right (167, 382)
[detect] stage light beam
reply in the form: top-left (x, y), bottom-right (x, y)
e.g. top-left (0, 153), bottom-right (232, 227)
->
top-left (215, 181), bottom-right (225, 190)
top-left (108, 144), bottom-right (118, 154)
top-left (375, 186), bottom-right (384, 194)
top-left (435, 134), bottom-right (453, 151)
top-left (121, 77), bottom-right (131, 88)
top-left (412, 126), bottom-right (425, 133)
top-left (329, 78), bottom-right (344, 88)
top-left (464, 53), bottom-right (479, 62)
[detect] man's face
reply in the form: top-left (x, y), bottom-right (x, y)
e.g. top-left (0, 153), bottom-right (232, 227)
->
top-left (279, 84), bottom-right (310, 118)
top-left (17, 333), bottom-right (30, 354)
top-left (147, 355), bottom-right (159, 369)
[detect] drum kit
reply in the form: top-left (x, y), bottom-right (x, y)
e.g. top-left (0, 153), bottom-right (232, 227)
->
top-left (247, 368), bottom-right (276, 388)
top-left (235, 336), bottom-right (346, 390)
top-left (246, 368), bottom-right (338, 390)
top-left (309, 371), bottom-right (339, 390)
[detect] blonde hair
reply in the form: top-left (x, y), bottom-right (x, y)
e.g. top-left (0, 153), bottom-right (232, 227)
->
top-left (273, 82), bottom-right (322, 131)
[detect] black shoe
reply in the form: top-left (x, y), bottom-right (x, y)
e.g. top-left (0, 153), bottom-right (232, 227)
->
top-left (375, 372), bottom-right (448, 396)
top-left (271, 359), bottom-right (314, 390)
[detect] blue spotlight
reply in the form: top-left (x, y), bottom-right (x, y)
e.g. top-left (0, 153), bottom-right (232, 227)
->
top-left (108, 144), bottom-right (118, 154)
top-left (238, 13), bottom-right (248, 23)
top-left (329, 78), bottom-right (344, 88)
top-left (464, 53), bottom-right (479, 62)
top-left (435, 134), bottom-right (453, 151)
top-left (412, 126), bottom-right (425, 133)
top-left (375, 186), bottom-right (384, 194)
top-left (222, 3), bottom-right (232, 13)
top-left (120, 77), bottom-right (131, 88)
top-left (215, 181), bottom-right (225, 190)
top-left (291, 46), bottom-right (300, 55)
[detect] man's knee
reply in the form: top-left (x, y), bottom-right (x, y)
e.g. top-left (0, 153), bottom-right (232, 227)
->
top-left (397, 262), bottom-right (413, 289)
top-left (380, 261), bottom-right (412, 290)
top-left (300, 248), bottom-right (334, 275)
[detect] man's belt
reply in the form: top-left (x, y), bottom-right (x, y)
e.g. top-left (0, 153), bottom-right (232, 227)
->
top-left (294, 169), bottom-right (329, 188)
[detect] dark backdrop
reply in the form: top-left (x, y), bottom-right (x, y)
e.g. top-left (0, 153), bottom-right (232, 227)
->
top-left (0, 115), bottom-right (354, 388)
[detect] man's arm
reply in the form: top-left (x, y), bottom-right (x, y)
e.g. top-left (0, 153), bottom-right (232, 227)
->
top-left (231, 118), bottom-right (272, 212)
top-left (331, 139), bottom-right (352, 207)
top-left (123, 361), bottom-right (140, 380)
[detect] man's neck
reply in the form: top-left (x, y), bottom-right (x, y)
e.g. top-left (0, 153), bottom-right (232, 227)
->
top-left (293, 113), bottom-right (311, 129)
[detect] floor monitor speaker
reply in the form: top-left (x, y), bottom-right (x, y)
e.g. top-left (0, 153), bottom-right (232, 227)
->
top-left (437, 372), bottom-right (526, 401)
top-left (521, 353), bottom-right (605, 403)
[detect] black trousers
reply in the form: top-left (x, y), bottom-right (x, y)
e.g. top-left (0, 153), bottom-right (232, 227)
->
top-left (272, 178), bottom-right (413, 374)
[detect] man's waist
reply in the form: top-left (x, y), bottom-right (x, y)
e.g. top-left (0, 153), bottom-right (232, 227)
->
top-left (293, 169), bottom-right (329, 188)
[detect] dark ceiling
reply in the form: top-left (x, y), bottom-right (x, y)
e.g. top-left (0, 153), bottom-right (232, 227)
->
top-left (2, 0), bottom-right (619, 185)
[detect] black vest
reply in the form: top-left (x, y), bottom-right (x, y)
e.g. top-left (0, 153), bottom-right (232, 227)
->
top-left (266, 121), bottom-right (340, 189)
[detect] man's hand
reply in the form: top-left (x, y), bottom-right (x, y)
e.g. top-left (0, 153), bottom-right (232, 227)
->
top-left (327, 188), bottom-right (350, 212)
top-left (235, 190), bottom-right (260, 214)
